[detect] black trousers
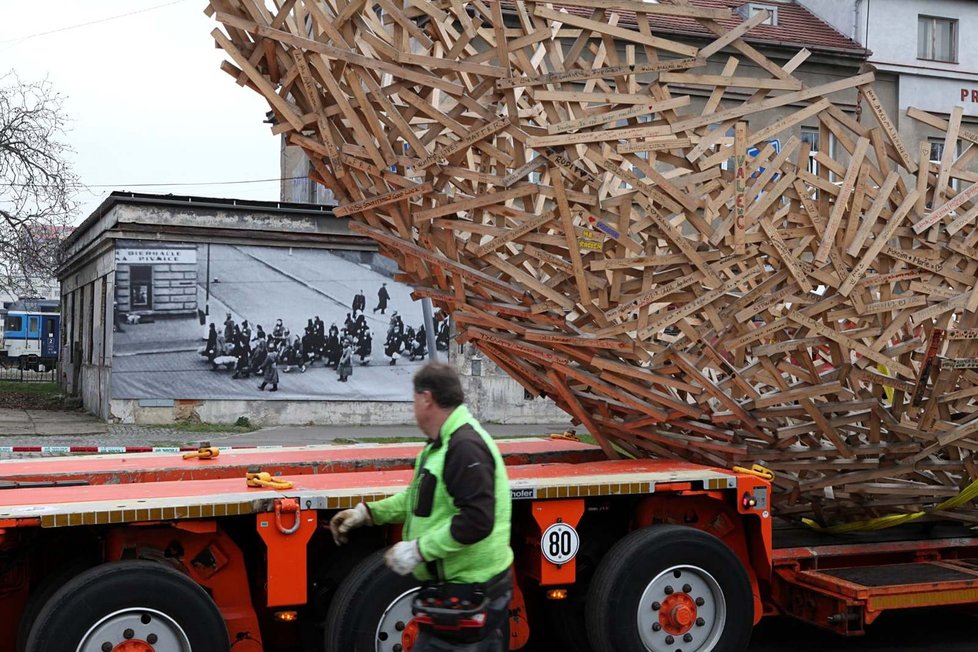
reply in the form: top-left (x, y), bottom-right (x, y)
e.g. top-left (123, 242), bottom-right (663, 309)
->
top-left (414, 572), bottom-right (512, 652)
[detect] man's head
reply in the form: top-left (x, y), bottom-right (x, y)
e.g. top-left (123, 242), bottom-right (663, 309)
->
top-left (412, 363), bottom-right (464, 439)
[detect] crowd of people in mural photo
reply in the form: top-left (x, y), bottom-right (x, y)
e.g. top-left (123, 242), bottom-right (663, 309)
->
top-left (197, 283), bottom-right (450, 390)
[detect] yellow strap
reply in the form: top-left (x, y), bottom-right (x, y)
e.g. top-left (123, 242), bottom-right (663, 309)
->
top-left (549, 430), bottom-right (580, 442)
top-left (804, 476), bottom-right (978, 534)
top-left (246, 471), bottom-right (294, 490)
top-left (876, 363), bottom-right (895, 404)
top-left (183, 447), bottom-right (220, 460)
top-left (732, 463), bottom-right (775, 481)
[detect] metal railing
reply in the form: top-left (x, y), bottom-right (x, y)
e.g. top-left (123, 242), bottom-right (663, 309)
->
top-left (0, 356), bottom-right (57, 383)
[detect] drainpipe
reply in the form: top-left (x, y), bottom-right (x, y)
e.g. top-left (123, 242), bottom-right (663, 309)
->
top-left (863, 0), bottom-right (871, 50)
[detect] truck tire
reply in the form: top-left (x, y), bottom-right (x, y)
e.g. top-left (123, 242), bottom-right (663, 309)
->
top-left (585, 525), bottom-right (753, 652)
top-left (16, 560), bottom-right (92, 652)
top-left (24, 560), bottom-right (229, 652)
top-left (323, 548), bottom-right (420, 652)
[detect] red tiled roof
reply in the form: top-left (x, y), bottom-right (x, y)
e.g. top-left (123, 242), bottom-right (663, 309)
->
top-left (551, 1), bottom-right (868, 57)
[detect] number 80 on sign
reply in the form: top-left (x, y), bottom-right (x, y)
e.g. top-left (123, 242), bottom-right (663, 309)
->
top-left (540, 522), bottom-right (580, 565)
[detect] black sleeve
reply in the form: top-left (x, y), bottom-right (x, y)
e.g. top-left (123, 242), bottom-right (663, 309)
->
top-left (443, 426), bottom-right (496, 545)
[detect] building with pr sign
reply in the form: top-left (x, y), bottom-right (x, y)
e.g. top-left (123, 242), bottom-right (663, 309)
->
top-left (801, 0), bottom-right (978, 163)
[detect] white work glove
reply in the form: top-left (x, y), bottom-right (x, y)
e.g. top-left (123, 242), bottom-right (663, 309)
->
top-left (385, 540), bottom-right (424, 576)
top-left (329, 502), bottom-right (371, 545)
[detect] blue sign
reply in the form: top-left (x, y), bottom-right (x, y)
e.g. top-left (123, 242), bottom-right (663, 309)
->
top-left (748, 140), bottom-right (781, 180)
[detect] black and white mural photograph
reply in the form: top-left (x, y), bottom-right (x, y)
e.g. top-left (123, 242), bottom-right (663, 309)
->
top-left (111, 240), bottom-right (450, 401)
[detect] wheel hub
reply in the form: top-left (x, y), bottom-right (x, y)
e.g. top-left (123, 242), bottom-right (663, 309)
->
top-left (375, 588), bottom-right (420, 652)
top-left (659, 593), bottom-right (696, 635)
top-left (112, 642), bottom-right (154, 652)
top-left (637, 565), bottom-right (726, 652)
top-left (401, 618), bottom-right (420, 652)
top-left (79, 608), bottom-right (189, 652)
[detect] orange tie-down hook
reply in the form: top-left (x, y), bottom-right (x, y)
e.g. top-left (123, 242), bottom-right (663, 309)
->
top-left (274, 498), bottom-right (302, 535)
top-left (182, 442), bottom-right (220, 460)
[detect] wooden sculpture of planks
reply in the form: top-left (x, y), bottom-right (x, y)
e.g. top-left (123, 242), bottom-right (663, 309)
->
top-left (208, 0), bottom-right (978, 525)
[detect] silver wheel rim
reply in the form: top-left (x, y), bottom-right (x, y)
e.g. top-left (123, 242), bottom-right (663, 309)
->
top-left (78, 607), bottom-right (190, 652)
top-left (637, 564), bottom-right (726, 652)
top-left (375, 587), bottom-right (420, 652)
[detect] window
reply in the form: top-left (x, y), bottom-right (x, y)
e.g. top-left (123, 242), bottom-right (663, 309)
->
top-left (28, 316), bottom-right (39, 336)
top-left (130, 265), bottom-right (152, 309)
top-left (738, 3), bottom-right (777, 26)
top-left (5, 316), bottom-right (22, 332)
top-left (918, 16), bottom-right (957, 63)
top-left (801, 127), bottom-right (820, 175)
top-left (929, 138), bottom-right (962, 191)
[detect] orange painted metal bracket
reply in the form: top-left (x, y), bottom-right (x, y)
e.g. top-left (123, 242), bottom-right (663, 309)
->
top-left (256, 499), bottom-right (317, 607)
top-left (531, 499), bottom-right (584, 586)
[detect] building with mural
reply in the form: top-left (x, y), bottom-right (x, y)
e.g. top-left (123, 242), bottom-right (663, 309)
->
top-left (58, 192), bottom-right (564, 427)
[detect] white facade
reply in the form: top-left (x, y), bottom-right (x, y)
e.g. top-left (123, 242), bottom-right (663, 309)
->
top-left (801, 0), bottom-right (978, 148)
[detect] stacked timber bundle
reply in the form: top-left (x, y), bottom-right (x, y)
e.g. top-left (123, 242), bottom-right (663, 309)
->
top-left (208, 0), bottom-right (978, 524)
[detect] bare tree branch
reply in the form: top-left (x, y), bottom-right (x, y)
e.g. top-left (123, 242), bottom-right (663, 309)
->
top-left (0, 71), bottom-right (78, 299)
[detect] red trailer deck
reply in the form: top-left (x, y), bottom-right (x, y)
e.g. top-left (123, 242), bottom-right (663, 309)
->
top-left (2, 439), bottom-right (978, 652)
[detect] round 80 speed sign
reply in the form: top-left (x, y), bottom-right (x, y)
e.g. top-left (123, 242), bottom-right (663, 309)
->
top-left (540, 522), bottom-right (580, 564)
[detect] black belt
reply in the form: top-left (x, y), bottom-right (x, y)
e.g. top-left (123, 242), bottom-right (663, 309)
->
top-left (475, 568), bottom-right (513, 601)
top-left (422, 568), bottom-right (512, 601)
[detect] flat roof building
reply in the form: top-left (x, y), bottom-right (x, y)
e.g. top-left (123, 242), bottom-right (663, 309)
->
top-left (59, 192), bottom-right (562, 426)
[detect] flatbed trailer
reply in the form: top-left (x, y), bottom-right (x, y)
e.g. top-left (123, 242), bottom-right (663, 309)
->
top-left (0, 439), bottom-right (976, 652)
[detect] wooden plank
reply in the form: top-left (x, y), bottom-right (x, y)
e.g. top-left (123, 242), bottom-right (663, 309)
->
top-left (415, 118), bottom-right (510, 170)
top-left (333, 183), bottom-right (432, 217)
top-left (659, 72), bottom-right (802, 91)
top-left (839, 190), bottom-right (920, 296)
top-left (523, 0), bottom-right (732, 19)
top-left (913, 181), bottom-right (978, 234)
top-left (415, 184), bottom-right (537, 222)
top-left (471, 211), bottom-right (556, 258)
top-left (759, 216), bottom-right (813, 293)
top-left (498, 58), bottom-right (703, 90)
top-left (861, 86), bottom-right (917, 172)
top-left (815, 137), bottom-right (869, 264)
top-left (699, 7), bottom-right (772, 59)
top-left (547, 98), bottom-right (689, 135)
top-left (733, 121), bottom-right (748, 253)
top-left (787, 312), bottom-right (915, 378)
top-left (669, 73), bottom-right (875, 134)
top-left (534, 6), bottom-right (700, 56)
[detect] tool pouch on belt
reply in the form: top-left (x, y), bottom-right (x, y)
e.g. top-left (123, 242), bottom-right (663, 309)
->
top-left (411, 570), bottom-right (510, 644)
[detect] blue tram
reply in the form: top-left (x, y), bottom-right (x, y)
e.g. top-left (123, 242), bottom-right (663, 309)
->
top-left (3, 298), bottom-right (60, 370)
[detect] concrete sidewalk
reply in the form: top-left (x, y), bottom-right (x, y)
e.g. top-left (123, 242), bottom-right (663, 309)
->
top-left (0, 406), bottom-right (575, 448)
top-left (0, 409), bottom-right (108, 437)
top-left (198, 422), bottom-right (577, 446)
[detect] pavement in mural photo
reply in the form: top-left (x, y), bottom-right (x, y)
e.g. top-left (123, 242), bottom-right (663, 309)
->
top-left (112, 244), bottom-right (428, 401)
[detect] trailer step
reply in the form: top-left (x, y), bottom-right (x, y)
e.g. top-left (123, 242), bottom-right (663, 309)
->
top-left (775, 560), bottom-right (978, 635)
top-left (815, 562), bottom-right (978, 588)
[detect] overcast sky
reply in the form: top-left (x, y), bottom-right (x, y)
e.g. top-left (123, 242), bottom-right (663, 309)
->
top-left (2, 0), bottom-right (282, 223)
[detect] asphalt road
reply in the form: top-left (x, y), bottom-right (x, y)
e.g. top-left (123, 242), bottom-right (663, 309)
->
top-left (521, 608), bottom-right (978, 651)
top-left (748, 608), bottom-right (978, 651)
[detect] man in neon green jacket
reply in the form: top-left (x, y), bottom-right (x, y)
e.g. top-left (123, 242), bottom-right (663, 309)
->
top-left (330, 362), bottom-right (513, 650)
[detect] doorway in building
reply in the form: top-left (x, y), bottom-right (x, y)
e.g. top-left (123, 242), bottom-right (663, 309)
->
top-left (130, 265), bottom-right (152, 309)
